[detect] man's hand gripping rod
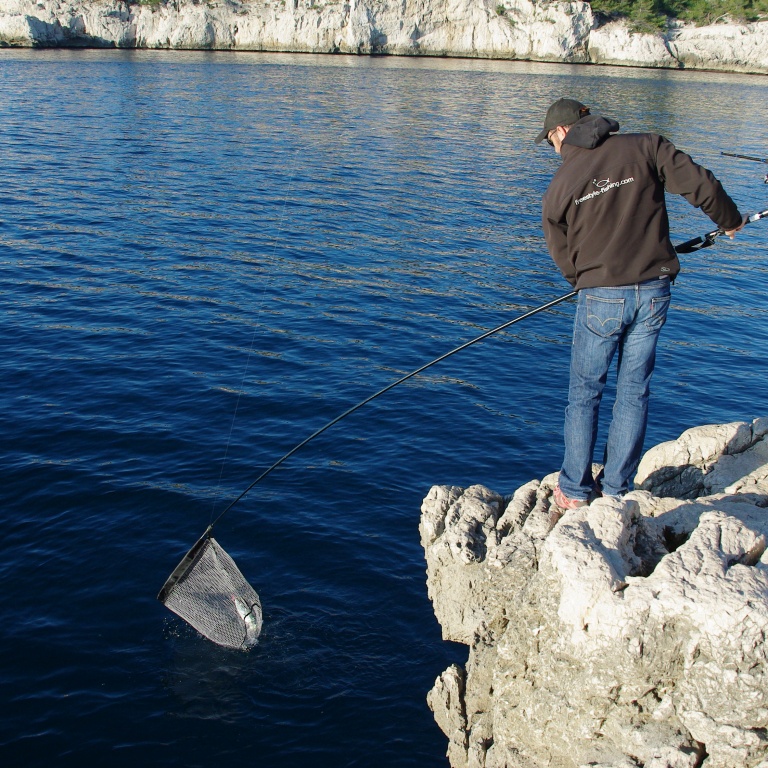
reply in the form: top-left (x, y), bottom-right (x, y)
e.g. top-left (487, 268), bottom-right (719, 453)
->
top-left (675, 208), bottom-right (768, 254)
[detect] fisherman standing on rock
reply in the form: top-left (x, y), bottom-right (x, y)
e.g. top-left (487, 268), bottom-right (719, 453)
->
top-left (536, 98), bottom-right (746, 510)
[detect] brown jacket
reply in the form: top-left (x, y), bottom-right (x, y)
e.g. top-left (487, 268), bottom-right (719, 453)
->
top-left (542, 115), bottom-right (742, 289)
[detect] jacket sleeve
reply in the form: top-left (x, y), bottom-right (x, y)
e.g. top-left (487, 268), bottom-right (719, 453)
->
top-left (653, 135), bottom-right (742, 230)
top-left (542, 193), bottom-right (577, 286)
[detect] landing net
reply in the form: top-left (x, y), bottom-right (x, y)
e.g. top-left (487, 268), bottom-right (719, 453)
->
top-left (158, 536), bottom-right (262, 650)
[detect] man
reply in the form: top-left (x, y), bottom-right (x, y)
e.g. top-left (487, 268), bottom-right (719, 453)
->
top-left (536, 98), bottom-right (744, 509)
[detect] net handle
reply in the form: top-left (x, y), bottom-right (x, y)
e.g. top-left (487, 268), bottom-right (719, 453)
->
top-left (157, 529), bottom-right (212, 602)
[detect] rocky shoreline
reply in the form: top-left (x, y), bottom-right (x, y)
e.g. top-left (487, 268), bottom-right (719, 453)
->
top-left (1, 0), bottom-right (767, 74)
top-left (420, 419), bottom-right (768, 767)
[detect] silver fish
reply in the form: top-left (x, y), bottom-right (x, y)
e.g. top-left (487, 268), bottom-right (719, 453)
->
top-left (232, 595), bottom-right (262, 648)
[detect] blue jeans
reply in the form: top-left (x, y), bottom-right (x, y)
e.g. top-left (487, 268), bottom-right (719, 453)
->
top-left (559, 278), bottom-right (671, 500)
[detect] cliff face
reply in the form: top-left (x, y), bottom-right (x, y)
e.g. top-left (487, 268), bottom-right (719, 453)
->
top-left (1, 0), bottom-right (767, 74)
top-left (420, 419), bottom-right (768, 768)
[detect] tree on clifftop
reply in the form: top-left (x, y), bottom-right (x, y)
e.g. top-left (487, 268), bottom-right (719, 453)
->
top-left (588, 0), bottom-right (768, 31)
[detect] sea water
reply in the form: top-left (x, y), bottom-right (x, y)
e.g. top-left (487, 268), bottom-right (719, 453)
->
top-left (1, 49), bottom-right (767, 767)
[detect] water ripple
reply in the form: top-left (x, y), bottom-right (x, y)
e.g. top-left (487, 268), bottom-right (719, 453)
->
top-left (1, 48), bottom-right (767, 768)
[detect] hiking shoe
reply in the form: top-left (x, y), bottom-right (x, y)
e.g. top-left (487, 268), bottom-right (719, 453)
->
top-left (553, 485), bottom-right (588, 510)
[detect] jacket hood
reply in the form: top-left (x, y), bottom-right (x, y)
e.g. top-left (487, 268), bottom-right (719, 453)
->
top-left (563, 115), bottom-right (620, 149)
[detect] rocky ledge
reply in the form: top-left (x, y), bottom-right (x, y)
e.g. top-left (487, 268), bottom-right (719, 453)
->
top-left (421, 418), bottom-right (768, 768)
top-left (1, 0), bottom-right (767, 74)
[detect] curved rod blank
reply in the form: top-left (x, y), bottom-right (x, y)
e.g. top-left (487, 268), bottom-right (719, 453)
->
top-left (206, 290), bottom-right (577, 532)
top-left (206, 205), bottom-right (768, 534)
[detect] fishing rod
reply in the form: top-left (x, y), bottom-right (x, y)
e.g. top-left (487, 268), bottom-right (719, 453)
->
top-left (204, 290), bottom-right (577, 533)
top-left (674, 207), bottom-right (768, 254)
top-left (721, 151), bottom-right (768, 164)
top-left (158, 289), bottom-right (574, 628)
top-left (201, 206), bottom-right (768, 531)
top-left (720, 153), bottom-right (768, 184)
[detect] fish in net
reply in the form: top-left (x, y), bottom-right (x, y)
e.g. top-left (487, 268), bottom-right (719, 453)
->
top-left (158, 535), bottom-right (262, 649)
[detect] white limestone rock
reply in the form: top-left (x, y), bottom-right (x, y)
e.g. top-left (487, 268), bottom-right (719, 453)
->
top-left (427, 664), bottom-right (468, 768)
top-left (422, 419), bottom-right (768, 768)
top-left (0, 10), bottom-right (36, 45)
top-left (669, 19), bottom-right (768, 73)
top-left (586, 17), bottom-right (768, 73)
top-left (588, 19), bottom-right (678, 69)
top-left (0, 0), bottom-right (594, 57)
top-left (9, 0), bottom-right (137, 46)
top-left (635, 417), bottom-right (768, 498)
top-left (1, 0), bottom-right (767, 74)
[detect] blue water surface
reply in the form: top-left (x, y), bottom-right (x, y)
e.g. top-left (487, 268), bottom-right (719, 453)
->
top-left (1, 49), bottom-right (767, 768)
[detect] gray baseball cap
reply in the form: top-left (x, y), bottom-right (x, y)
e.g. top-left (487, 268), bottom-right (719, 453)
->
top-left (535, 98), bottom-right (590, 144)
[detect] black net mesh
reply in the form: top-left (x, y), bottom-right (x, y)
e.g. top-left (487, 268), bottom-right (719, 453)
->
top-left (158, 537), bottom-right (262, 650)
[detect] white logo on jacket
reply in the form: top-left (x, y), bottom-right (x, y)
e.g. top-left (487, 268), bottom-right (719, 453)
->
top-left (574, 176), bottom-right (635, 206)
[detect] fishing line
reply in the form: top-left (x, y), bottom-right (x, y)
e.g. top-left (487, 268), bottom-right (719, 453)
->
top-left (209, 146), bottom-right (302, 524)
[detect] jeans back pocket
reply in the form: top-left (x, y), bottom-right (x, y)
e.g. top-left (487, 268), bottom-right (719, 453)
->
top-left (645, 295), bottom-right (671, 332)
top-left (585, 296), bottom-right (624, 337)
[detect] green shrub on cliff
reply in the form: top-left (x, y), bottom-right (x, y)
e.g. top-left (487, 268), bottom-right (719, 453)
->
top-left (588, 0), bottom-right (768, 30)
top-left (677, 0), bottom-right (768, 24)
